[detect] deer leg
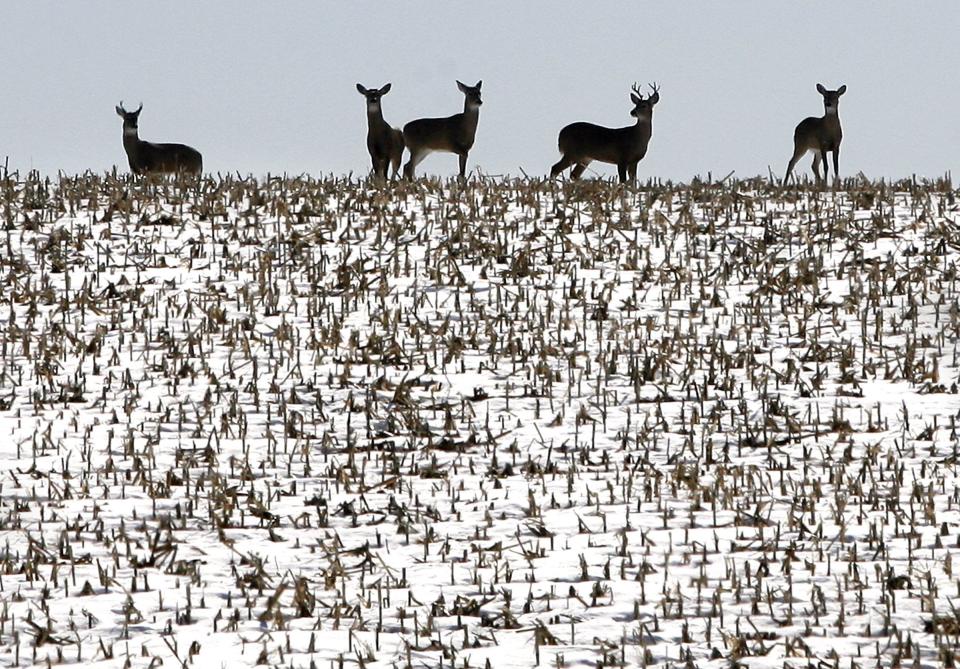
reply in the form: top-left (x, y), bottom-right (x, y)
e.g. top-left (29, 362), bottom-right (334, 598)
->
top-left (458, 152), bottom-right (469, 179)
top-left (391, 153), bottom-right (402, 180)
top-left (570, 162), bottom-right (589, 180)
top-left (628, 163), bottom-right (638, 183)
top-left (617, 164), bottom-right (628, 183)
top-left (403, 149), bottom-right (427, 180)
top-left (819, 149), bottom-right (829, 183)
top-left (392, 131), bottom-right (405, 180)
top-left (550, 155), bottom-right (574, 179)
top-left (832, 148), bottom-right (840, 184)
top-left (783, 145), bottom-right (805, 186)
top-left (811, 152), bottom-right (823, 182)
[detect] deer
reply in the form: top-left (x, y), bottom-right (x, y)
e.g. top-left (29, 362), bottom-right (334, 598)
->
top-left (783, 83), bottom-right (846, 185)
top-left (115, 102), bottom-right (203, 176)
top-left (550, 83), bottom-right (659, 184)
top-left (402, 80), bottom-right (482, 180)
top-left (356, 83), bottom-right (405, 180)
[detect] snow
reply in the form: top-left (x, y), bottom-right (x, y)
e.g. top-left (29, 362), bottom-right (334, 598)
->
top-left (0, 173), bottom-right (959, 668)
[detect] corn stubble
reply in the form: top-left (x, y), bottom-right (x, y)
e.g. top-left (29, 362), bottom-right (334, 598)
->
top-left (0, 169), bottom-right (959, 668)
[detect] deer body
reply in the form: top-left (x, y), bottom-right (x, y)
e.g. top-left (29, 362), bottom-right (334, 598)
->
top-left (357, 83), bottom-right (405, 179)
top-left (550, 83), bottom-right (659, 184)
top-left (403, 80), bottom-right (482, 179)
top-left (783, 84), bottom-right (846, 185)
top-left (116, 103), bottom-right (202, 176)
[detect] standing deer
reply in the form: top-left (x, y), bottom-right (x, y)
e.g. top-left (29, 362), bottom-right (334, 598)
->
top-left (115, 102), bottom-right (203, 176)
top-left (550, 83), bottom-right (659, 184)
top-left (783, 83), bottom-right (846, 185)
top-left (402, 80), bottom-right (482, 180)
top-left (356, 83), bottom-right (405, 180)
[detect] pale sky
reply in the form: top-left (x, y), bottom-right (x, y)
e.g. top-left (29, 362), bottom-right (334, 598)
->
top-left (1, 2), bottom-right (958, 181)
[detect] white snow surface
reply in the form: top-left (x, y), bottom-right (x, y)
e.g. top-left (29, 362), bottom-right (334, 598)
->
top-left (1, 174), bottom-right (959, 668)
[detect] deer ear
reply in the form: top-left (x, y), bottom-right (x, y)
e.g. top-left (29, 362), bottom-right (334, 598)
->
top-left (475, 80), bottom-right (482, 90)
top-left (115, 106), bottom-right (124, 117)
top-left (837, 84), bottom-right (847, 96)
top-left (456, 80), bottom-right (468, 93)
top-left (379, 83), bottom-right (391, 95)
top-left (630, 93), bottom-right (641, 105)
top-left (816, 83), bottom-right (827, 95)
top-left (649, 91), bottom-right (659, 105)
top-left (356, 84), bottom-right (367, 95)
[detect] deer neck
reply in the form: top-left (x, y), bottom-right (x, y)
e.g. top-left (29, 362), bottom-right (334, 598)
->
top-left (822, 107), bottom-right (841, 136)
top-left (461, 102), bottom-right (480, 136)
top-left (366, 105), bottom-right (386, 131)
top-left (633, 112), bottom-right (653, 131)
top-left (123, 126), bottom-right (142, 153)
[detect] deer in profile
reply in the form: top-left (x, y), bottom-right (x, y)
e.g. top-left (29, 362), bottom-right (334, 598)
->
top-left (356, 83), bottom-right (405, 180)
top-left (115, 102), bottom-right (203, 176)
top-left (783, 83), bottom-right (846, 185)
top-left (550, 83), bottom-right (659, 184)
top-left (402, 80), bottom-right (482, 180)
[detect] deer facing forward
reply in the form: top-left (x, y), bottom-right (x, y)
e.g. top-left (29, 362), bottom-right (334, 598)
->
top-left (356, 83), bottom-right (405, 180)
top-left (115, 103), bottom-right (203, 176)
top-left (550, 83), bottom-right (659, 184)
top-left (402, 80), bottom-right (482, 180)
top-left (783, 83), bottom-right (846, 185)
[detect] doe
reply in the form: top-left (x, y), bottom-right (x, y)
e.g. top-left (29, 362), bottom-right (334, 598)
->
top-left (783, 83), bottom-right (846, 185)
top-left (550, 83), bottom-right (659, 184)
top-left (356, 83), bottom-right (405, 180)
top-left (115, 103), bottom-right (203, 176)
top-left (402, 80), bottom-right (482, 180)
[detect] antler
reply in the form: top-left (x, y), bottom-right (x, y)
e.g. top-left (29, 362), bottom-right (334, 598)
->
top-left (631, 82), bottom-right (644, 99)
top-left (647, 82), bottom-right (660, 96)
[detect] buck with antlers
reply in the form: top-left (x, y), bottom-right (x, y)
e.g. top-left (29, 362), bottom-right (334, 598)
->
top-left (783, 83), bottom-right (846, 185)
top-left (402, 80), bottom-right (483, 180)
top-left (115, 102), bottom-right (203, 176)
top-left (550, 83), bottom-right (659, 184)
top-left (356, 83), bottom-right (405, 180)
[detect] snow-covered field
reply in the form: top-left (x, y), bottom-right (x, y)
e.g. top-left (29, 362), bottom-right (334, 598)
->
top-left (1, 172), bottom-right (959, 668)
